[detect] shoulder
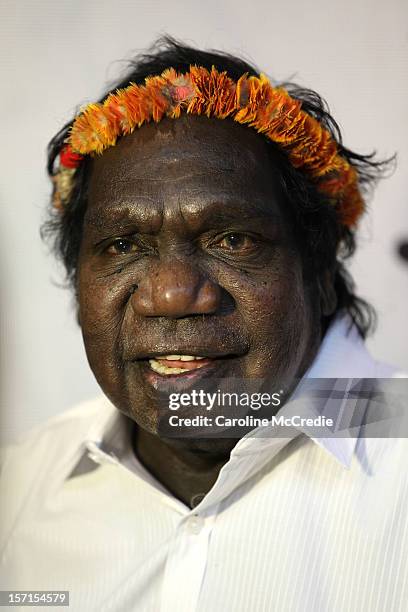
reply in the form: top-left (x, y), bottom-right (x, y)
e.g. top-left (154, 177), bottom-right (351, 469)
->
top-left (0, 396), bottom-right (116, 552)
top-left (372, 361), bottom-right (407, 378)
top-left (308, 315), bottom-right (408, 379)
top-left (1, 395), bottom-right (115, 473)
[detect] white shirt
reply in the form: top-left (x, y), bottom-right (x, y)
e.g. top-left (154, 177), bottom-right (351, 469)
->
top-left (1, 317), bottom-right (407, 612)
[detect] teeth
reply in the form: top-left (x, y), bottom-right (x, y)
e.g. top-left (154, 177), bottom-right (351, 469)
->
top-left (148, 356), bottom-right (207, 376)
top-left (158, 355), bottom-right (205, 361)
top-left (149, 360), bottom-right (191, 375)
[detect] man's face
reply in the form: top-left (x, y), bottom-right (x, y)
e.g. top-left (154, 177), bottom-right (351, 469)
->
top-left (77, 115), bottom-right (321, 435)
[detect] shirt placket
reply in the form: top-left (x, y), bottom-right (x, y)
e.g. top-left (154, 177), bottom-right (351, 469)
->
top-left (159, 508), bottom-right (218, 612)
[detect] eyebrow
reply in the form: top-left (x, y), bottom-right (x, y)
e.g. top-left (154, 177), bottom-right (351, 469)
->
top-left (84, 198), bottom-right (161, 231)
top-left (186, 196), bottom-right (281, 221)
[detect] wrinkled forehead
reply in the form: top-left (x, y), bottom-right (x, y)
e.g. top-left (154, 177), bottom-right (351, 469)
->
top-left (88, 115), bottom-right (283, 210)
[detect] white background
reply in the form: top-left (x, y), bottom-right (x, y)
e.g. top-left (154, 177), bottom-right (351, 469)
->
top-left (1, 0), bottom-right (407, 443)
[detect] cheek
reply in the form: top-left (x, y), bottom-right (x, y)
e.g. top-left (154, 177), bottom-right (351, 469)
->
top-left (231, 262), bottom-right (308, 328)
top-left (77, 264), bottom-right (133, 369)
top-left (230, 260), bottom-right (315, 373)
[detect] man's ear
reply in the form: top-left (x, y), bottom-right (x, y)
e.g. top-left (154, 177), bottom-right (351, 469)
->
top-left (318, 269), bottom-right (337, 316)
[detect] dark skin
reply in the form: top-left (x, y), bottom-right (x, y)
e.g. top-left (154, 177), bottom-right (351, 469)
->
top-left (77, 115), bottom-right (334, 507)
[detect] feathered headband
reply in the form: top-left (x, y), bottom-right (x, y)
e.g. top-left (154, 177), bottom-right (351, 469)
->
top-left (53, 66), bottom-right (364, 227)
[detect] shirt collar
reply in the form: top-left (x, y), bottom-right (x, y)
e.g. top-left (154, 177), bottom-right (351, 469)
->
top-left (302, 314), bottom-right (377, 468)
top-left (303, 315), bottom-right (376, 379)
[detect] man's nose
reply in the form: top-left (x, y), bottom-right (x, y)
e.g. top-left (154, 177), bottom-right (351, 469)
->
top-left (131, 260), bottom-right (222, 318)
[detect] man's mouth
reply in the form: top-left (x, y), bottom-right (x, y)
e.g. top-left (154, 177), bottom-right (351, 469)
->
top-left (132, 348), bottom-right (246, 391)
top-left (130, 343), bottom-right (248, 389)
top-left (148, 355), bottom-right (211, 376)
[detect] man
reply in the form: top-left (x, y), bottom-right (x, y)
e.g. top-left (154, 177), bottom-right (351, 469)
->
top-left (1, 38), bottom-right (407, 611)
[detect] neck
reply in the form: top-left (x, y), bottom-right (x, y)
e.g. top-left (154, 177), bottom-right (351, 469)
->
top-left (133, 427), bottom-right (236, 508)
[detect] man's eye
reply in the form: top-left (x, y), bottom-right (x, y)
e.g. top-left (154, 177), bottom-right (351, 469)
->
top-left (106, 238), bottom-right (138, 255)
top-left (217, 233), bottom-right (256, 252)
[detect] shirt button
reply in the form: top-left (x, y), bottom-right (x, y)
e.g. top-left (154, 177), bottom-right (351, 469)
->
top-left (186, 515), bottom-right (204, 535)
